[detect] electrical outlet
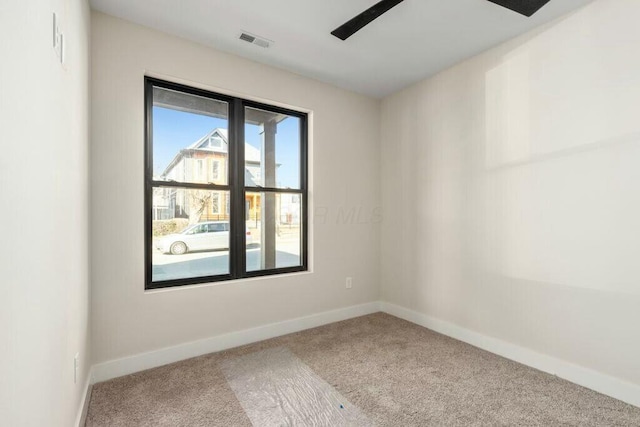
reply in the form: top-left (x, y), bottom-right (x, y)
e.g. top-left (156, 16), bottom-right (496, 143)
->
top-left (346, 277), bottom-right (353, 289)
top-left (74, 353), bottom-right (79, 384)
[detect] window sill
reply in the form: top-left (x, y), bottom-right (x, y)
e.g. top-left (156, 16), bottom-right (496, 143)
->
top-left (144, 269), bottom-right (313, 294)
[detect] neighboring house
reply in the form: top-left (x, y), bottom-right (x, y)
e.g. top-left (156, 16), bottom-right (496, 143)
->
top-left (154, 128), bottom-right (278, 223)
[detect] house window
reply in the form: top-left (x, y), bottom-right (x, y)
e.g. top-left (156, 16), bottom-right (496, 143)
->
top-left (211, 160), bottom-right (220, 181)
top-left (196, 159), bottom-right (204, 180)
top-left (145, 77), bottom-right (308, 289)
top-left (210, 136), bottom-right (223, 148)
top-left (210, 192), bottom-right (220, 214)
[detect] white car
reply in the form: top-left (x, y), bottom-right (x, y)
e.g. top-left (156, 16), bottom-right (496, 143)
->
top-left (156, 221), bottom-right (253, 255)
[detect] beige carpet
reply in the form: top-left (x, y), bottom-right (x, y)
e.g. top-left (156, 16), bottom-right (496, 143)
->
top-left (86, 313), bottom-right (640, 426)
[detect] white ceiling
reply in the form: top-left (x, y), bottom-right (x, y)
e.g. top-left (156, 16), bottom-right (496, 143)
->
top-left (90, 0), bottom-right (594, 98)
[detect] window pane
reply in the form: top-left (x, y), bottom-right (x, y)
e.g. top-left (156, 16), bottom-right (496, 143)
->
top-left (246, 191), bottom-right (302, 272)
top-left (244, 107), bottom-right (301, 189)
top-left (152, 87), bottom-right (229, 185)
top-left (146, 79), bottom-right (308, 289)
top-left (151, 186), bottom-right (230, 282)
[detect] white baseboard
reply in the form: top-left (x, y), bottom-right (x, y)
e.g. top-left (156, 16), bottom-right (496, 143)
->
top-left (91, 301), bottom-right (380, 383)
top-left (380, 301), bottom-right (640, 408)
top-left (75, 370), bottom-right (93, 427)
top-left (89, 299), bottom-right (640, 409)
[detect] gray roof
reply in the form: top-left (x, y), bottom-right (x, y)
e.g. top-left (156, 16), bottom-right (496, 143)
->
top-left (186, 128), bottom-right (260, 162)
top-left (161, 128), bottom-right (262, 177)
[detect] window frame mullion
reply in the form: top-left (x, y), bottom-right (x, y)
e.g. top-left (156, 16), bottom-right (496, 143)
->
top-left (150, 180), bottom-right (231, 192)
top-left (230, 99), bottom-right (246, 279)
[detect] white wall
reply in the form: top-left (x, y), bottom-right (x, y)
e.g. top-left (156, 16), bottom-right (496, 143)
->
top-left (0, 0), bottom-right (91, 426)
top-left (381, 0), bottom-right (640, 388)
top-left (90, 12), bottom-right (380, 365)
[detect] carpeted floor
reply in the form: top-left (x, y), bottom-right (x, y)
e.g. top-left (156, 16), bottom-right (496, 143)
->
top-left (86, 313), bottom-right (640, 426)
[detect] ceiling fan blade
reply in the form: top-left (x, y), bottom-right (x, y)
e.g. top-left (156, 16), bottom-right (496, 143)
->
top-left (487, 0), bottom-right (552, 17)
top-left (331, 0), bottom-right (405, 41)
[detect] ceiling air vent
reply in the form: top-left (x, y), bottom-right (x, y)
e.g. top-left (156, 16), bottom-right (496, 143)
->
top-left (239, 32), bottom-right (271, 48)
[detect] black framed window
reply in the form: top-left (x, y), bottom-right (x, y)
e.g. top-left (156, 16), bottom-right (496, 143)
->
top-left (145, 77), bottom-right (308, 289)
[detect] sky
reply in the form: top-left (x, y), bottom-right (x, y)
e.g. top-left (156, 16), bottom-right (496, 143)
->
top-left (152, 106), bottom-right (301, 189)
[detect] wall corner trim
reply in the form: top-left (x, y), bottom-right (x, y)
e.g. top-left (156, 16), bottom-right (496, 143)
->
top-left (76, 370), bottom-right (93, 427)
top-left (379, 301), bottom-right (640, 409)
top-left (91, 301), bottom-right (381, 383)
